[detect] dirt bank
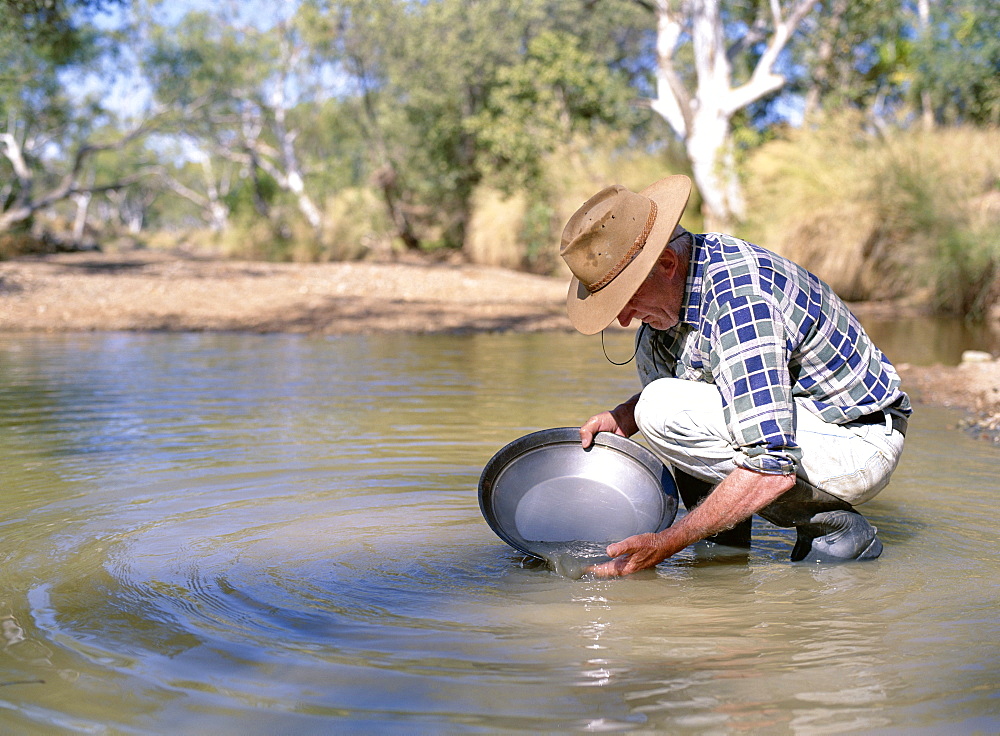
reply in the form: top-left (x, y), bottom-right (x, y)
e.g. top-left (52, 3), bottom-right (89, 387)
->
top-left (0, 249), bottom-right (570, 334)
top-left (2, 249), bottom-right (998, 440)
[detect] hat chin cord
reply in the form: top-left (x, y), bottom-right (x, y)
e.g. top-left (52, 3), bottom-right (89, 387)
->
top-left (601, 323), bottom-right (648, 366)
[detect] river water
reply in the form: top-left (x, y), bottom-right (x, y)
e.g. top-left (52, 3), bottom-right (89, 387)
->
top-left (0, 330), bottom-right (997, 734)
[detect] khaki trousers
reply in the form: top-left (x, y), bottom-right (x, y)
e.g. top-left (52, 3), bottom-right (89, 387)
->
top-left (634, 378), bottom-right (906, 510)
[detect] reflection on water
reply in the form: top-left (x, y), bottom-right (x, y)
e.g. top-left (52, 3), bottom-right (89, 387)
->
top-left (860, 313), bottom-right (1000, 366)
top-left (0, 331), bottom-right (997, 733)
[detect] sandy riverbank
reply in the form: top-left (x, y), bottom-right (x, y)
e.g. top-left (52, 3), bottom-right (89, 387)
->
top-left (2, 249), bottom-right (999, 440)
top-left (0, 249), bottom-right (571, 334)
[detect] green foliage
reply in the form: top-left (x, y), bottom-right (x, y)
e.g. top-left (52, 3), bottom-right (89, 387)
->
top-left (797, 0), bottom-right (1000, 127)
top-left (222, 171), bottom-right (279, 220)
top-left (0, 0), bottom-right (120, 63)
top-left (0, 0), bottom-right (151, 247)
top-left (792, 0), bottom-right (910, 116)
top-left (301, 0), bottom-right (652, 252)
top-left (145, 12), bottom-right (277, 109)
top-left (913, 0), bottom-right (1000, 126)
top-left (519, 199), bottom-right (558, 272)
top-left (467, 30), bottom-right (638, 191)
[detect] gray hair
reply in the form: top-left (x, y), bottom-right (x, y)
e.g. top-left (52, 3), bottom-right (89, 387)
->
top-left (666, 227), bottom-right (693, 257)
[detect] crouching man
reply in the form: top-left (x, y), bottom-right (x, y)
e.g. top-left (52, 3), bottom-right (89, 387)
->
top-left (559, 176), bottom-right (909, 576)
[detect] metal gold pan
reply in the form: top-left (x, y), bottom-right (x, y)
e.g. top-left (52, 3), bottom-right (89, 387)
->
top-left (478, 427), bottom-right (678, 558)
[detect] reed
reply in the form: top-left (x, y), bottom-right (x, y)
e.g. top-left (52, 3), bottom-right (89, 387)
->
top-left (743, 119), bottom-right (1000, 318)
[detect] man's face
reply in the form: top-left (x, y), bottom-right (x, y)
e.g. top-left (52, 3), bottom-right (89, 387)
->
top-left (616, 252), bottom-right (685, 331)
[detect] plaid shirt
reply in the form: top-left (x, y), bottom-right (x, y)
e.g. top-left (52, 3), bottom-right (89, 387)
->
top-left (636, 232), bottom-right (911, 474)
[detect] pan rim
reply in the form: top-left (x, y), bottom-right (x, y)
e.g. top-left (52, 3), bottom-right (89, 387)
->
top-left (477, 427), bottom-right (677, 557)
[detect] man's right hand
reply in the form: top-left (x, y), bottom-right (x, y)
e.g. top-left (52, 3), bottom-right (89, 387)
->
top-left (579, 393), bottom-right (641, 448)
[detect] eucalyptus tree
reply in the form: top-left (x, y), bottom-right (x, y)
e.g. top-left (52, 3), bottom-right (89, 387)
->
top-left (1, 0), bottom-right (122, 47)
top-left (305, 0), bottom-right (547, 250)
top-left (301, 0), bottom-right (642, 251)
top-left (0, 0), bottom-right (160, 238)
top-left (468, 29), bottom-right (639, 189)
top-left (912, 0), bottom-right (1000, 126)
top-left (640, 0), bottom-right (820, 229)
top-left (296, 0), bottom-right (419, 248)
top-left (795, 0), bottom-right (998, 129)
top-left (797, 0), bottom-right (920, 129)
top-left (143, 6), bottom-right (338, 239)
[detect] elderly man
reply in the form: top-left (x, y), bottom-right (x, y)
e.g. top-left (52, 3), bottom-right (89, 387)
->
top-left (560, 175), bottom-right (909, 576)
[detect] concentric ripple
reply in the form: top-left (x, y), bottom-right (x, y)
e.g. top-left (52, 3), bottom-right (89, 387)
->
top-left (1, 333), bottom-right (997, 734)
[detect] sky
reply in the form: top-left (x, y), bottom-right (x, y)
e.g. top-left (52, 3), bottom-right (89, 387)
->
top-left (71, 0), bottom-right (298, 121)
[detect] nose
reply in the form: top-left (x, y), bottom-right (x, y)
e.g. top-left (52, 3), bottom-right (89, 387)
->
top-left (617, 307), bottom-right (634, 327)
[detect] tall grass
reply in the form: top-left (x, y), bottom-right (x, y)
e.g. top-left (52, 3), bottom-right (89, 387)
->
top-left (160, 122), bottom-right (1000, 322)
top-left (466, 138), bottom-right (696, 276)
top-left (190, 187), bottom-right (391, 263)
top-left (743, 119), bottom-right (1000, 318)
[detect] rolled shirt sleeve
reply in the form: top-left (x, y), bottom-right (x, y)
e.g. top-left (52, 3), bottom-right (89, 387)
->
top-left (635, 232), bottom-right (909, 478)
top-left (708, 294), bottom-right (801, 475)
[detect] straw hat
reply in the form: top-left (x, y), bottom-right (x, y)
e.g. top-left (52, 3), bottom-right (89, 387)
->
top-left (559, 175), bottom-right (691, 335)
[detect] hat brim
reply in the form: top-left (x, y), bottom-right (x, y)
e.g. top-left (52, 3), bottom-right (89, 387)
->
top-left (566, 175), bottom-right (692, 335)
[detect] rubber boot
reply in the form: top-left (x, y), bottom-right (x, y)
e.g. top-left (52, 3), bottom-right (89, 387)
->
top-left (757, 481), bottom-right (882, 563)
top-left (673, 468), bottom-right (751, 548)
top-left (789, 510), bottom-right (883, 562)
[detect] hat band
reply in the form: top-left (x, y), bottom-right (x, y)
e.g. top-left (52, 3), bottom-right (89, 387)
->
top-left (586, 200), bottom-right (658, 293)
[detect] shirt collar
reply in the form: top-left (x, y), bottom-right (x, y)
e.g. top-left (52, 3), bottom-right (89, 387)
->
top-left (679, 233), bottom-right (707, 327)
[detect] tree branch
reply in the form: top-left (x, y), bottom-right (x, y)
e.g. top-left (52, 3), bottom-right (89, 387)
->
top-left (0, 113), bottom-right (163, 231)
top-left (723, 0), bottom-right (819, 115)
top-left (650, 0), bottom-right (693, 138)
top-left (727, 6), bottom-right (771, 62)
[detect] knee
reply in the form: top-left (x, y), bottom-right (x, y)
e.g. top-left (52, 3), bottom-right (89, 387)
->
top-left (634, 380), bottom-right (678, 438)
top-left (634, 378), bottom-right (722, 439)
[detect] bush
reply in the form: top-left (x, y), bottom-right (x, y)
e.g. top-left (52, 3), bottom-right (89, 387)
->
top-left (0, 232), bottom-right (49, 260)
top-left (465, 188), bottom-right (530, 270)
top-left (317, 188), bottom-right (394, 261)
top-left (464, 139), bottom-right (695, 277)
top-left (744, 119), bottom-right (1000, 317)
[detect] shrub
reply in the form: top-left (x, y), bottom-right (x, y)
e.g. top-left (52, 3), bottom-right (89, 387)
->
top-left (744, 119), bottom-right (1000, 317)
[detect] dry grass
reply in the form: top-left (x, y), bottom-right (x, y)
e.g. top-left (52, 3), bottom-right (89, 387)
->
top-left (744, 120), bottom-right (1000, 315)
top-left (465, 139), bottom-right (695, 278)
top-left (465, 188), bottom-right (529, 270)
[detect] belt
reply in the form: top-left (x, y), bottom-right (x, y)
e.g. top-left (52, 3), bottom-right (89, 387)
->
top-left (853, 410), bottom-right (908, 437)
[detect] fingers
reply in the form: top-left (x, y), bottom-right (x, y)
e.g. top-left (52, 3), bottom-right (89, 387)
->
top-left (579, 411), bottom-right (617, 448)
top-left (606, 538), bottom-right (631, 558)
top-left (588, 557), bottom-right (632, 577)
top-left (579, 414), bottom-right (604, 448)
top-left (585, 534), bottom-right (665, 577)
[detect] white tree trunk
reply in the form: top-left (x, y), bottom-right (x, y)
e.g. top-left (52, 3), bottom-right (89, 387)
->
top-left (71, 191), bottom-right (92, 243)
top-left (161, 159), bottom-right (231, 232)
top-left (687, 108), bottom-right (744, 229)
top-left (0, 119), bottom-right (158, 233)
top-left (917, 0), bottom-right (934, 130)
top-left (200, 158), bottom-right (231, 232)
top-left (272, 27), bottom-right (324, 235)
top-left (650, 0), bottom-right (819, 228)
top-left (0, 132), bottom-right (34, 229)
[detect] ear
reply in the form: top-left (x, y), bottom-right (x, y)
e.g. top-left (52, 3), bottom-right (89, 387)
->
top-left (659, 247), bottom-right (680, 279)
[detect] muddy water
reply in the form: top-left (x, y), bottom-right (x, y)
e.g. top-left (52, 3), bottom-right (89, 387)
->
top-left (0, 331), bottom-right (996, 734)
